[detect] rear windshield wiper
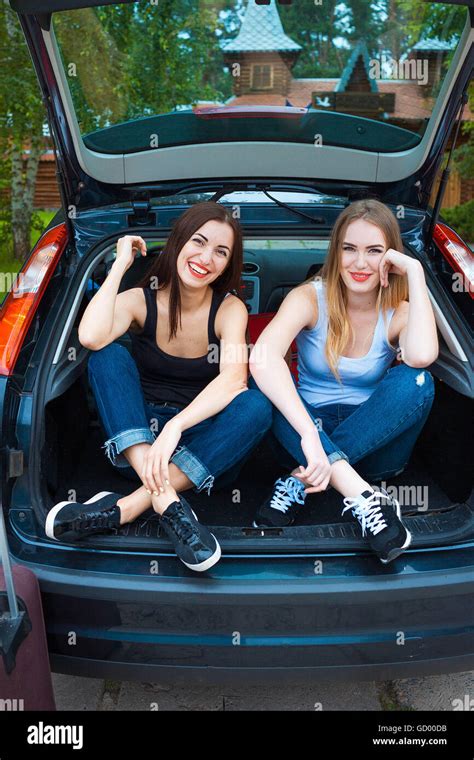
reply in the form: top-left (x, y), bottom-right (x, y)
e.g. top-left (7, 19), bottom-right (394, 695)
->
top-left (209, 184), bottom-right (331, 225)
top-left (260, 188), bottom-right (328, 225)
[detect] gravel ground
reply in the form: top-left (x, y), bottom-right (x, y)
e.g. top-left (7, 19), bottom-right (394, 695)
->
top-left (50, 670), bottom-right (474, 711)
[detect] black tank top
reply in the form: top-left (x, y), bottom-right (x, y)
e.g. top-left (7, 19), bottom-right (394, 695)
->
top-left (129, 286), bottom-right (231, 408)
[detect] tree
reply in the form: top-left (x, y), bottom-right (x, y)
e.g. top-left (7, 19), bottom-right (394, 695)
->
top-left (52, 0), bottom-right (233, 134)
top-left (397, 1), bottom-right (472, 180)
top-left (279, 0), bottom-right (350, 78)
top-left (453, 82), bottom-right (474, 181)
top-left (398, 0), bottom-right (467, 45)
top-left (0, 0), bottom-right (47, 261)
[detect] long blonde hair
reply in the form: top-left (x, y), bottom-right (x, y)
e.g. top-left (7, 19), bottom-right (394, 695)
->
top-left (300, 199), bottom-right (408, 381)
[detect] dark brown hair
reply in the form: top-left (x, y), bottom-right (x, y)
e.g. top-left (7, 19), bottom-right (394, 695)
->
top-left (135, 201), bottom-right (244, 341)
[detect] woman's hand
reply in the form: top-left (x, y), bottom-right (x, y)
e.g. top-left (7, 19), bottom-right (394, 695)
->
top-left (141, 419), bottom-right (182, 495)
top-left (379, 248), bottom-right (420, 287)
top-left (113, 235), bottom-right (147, 275)
top-left (295, 430), bottom-right (332, 494)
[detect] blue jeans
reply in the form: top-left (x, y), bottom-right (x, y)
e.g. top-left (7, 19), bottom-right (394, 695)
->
top-left (268, 363), bottom-right (435, 481)
top-left (87, 343), bottom-right (273, 495)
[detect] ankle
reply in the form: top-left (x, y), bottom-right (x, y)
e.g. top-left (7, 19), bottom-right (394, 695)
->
top-left (355, 487), bottom-right (376, 499)
top-left (290, 468), bottom-right (310, 489)
top-left (116, 498), bottom-right (135, 525)
top-left (151, 487), bottom-right (179, 516)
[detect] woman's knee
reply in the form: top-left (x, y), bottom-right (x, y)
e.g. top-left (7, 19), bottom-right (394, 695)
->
top-left (387, 364), bottom-right (435, 404)
top-left (87, 342), bottom-right (134, 375)
top-left (271, 405), bottom-right (296, 442)
top-left (235, 388), bottom-right (273, 429)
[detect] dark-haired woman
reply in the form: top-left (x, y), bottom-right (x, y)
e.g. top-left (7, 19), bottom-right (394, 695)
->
top-left (46, 202), bottom-right (272, 572)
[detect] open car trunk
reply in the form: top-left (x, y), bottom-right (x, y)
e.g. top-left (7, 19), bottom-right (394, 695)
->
top-left (42, 370), bottom-right (473, 554)
top-left (38, 238), bottom-right (474, 555)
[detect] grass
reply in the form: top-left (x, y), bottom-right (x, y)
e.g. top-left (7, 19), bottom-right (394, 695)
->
top-left (376, 681), bottom-right (416, 711)
top-left (0, 210), bottom-right (57, 303)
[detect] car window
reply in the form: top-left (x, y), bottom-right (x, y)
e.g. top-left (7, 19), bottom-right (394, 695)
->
top-left (51, 0), bottom-right (468, 154)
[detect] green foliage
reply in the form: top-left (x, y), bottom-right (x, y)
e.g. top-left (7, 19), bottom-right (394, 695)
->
top-left (280, 0), bottom-right (466, 81)
top-left (53, 7), bottom-right (130, 132)
top-left (397, 0), bottom-right (467, 46)
top-left (0, 2), bottom-right (48, 260)
top-left (441, 199), bottom-right (474, 242)
top-left (0, 6), bottom-right (44, 139)
top-left (53, 0), bottom-right (234, 134)
top-left (453, 82), bottom-right (474, 180)
top-left (279, 0), bottom-right (350, 78)
top-left (453, 132), bottom-right (474, 180)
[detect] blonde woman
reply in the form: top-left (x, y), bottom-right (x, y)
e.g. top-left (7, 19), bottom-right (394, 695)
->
top-left (249, 199), bottom-right (438, 564)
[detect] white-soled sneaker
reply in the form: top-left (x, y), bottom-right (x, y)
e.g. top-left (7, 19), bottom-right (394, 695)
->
top-left (45, 491), bottom-right (123, 542)
top-left (253, 475), bottom-right (307, 528)
top-left (342, 488), bottom-right (412, 564)
top-left (159, 495), bottom-right (221, 572)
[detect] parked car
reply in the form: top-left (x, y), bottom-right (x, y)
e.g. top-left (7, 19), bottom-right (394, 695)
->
top-left (1, 0), bottom-right (473, 682)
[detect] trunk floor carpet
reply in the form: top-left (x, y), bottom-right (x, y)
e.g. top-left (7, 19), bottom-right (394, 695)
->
top-left (50, 426), bottom-right (453, 528)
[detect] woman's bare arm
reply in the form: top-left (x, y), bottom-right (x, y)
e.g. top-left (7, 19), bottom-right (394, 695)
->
top-left (78, 235), bottom-right (146, 350)
top-left (249, 285), bottom-right (317, 437)
top-left (250, 285), bottom-right (334, 492)
top-left (398, 263), bottom-right (439, 367)
top-left (382, 252), bottom-right (439, 368)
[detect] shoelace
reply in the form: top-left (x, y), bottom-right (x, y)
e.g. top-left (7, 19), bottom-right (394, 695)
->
top-left (72, 507), bottom-right (118, 532)
top-left (341, 490), bottom-right (395, 537)
top-left (163, 504), bottom-right (197, 545)
top-left (270, 477), bottom-right (306, 514)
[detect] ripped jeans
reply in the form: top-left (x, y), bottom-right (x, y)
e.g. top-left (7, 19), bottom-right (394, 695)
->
top-left (270, 364), bottom-right (435, 481)
top-left (87, 343), bottom-right (273, 495)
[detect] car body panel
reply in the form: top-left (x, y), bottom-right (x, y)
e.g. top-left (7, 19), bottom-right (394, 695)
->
top-left (1, 202), bottom-right (473, 678)
top-left (2, 0), bottom-right (473, 679)
top-left (8, 0), bottom-right (474, 210)
top-left (6, 527), bottom-right (474, 681)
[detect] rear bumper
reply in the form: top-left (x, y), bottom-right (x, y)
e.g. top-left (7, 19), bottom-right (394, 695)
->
top-left (12, 541), bottom-right (474, 683)
top-left (50, 652), bottom-right (474, 685)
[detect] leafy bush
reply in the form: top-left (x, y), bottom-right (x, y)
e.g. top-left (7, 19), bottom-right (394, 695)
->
top-left (440, 200), bottom-right (474, 243)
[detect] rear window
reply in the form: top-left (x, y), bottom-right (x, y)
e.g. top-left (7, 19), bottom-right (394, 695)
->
top-left (51, 0), bottom-right (468, 154)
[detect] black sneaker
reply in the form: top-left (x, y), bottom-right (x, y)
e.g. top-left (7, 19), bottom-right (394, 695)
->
top-left (159, 496), bottom-right (221, 572)
top-left (341, 488), bottom-right (412, 564)
top-left (253, 475), bottom-right (307, 528)
top-left (46, 491), bottom-right (123, 542)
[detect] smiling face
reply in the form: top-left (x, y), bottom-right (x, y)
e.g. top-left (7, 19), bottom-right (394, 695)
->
top-left (339, 218), bottom-right (387, 295)
top-left (177, 219), bottom-right (234, 288)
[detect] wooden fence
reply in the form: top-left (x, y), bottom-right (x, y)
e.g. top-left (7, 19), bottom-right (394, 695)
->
top-left (33, 156), bottom-right (61, 209)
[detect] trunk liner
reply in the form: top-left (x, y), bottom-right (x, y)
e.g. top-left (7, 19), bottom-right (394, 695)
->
top-left (51, 422), bottom-right (455, 529)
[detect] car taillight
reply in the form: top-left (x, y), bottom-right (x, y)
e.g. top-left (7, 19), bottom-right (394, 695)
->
top-left (433, 223), bottom-right (474, 300)
top-left (0, 223), bottom-right (68, 375)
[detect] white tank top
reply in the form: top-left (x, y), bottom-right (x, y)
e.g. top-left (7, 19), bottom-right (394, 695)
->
top-left (295, 278), bottom-right (398, 408)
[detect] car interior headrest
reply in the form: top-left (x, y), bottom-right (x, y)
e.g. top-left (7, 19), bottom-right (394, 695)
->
top-left (304, 264), bottom-right (323, 280)
top-left (115, 246), bottom-right (164, 292)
